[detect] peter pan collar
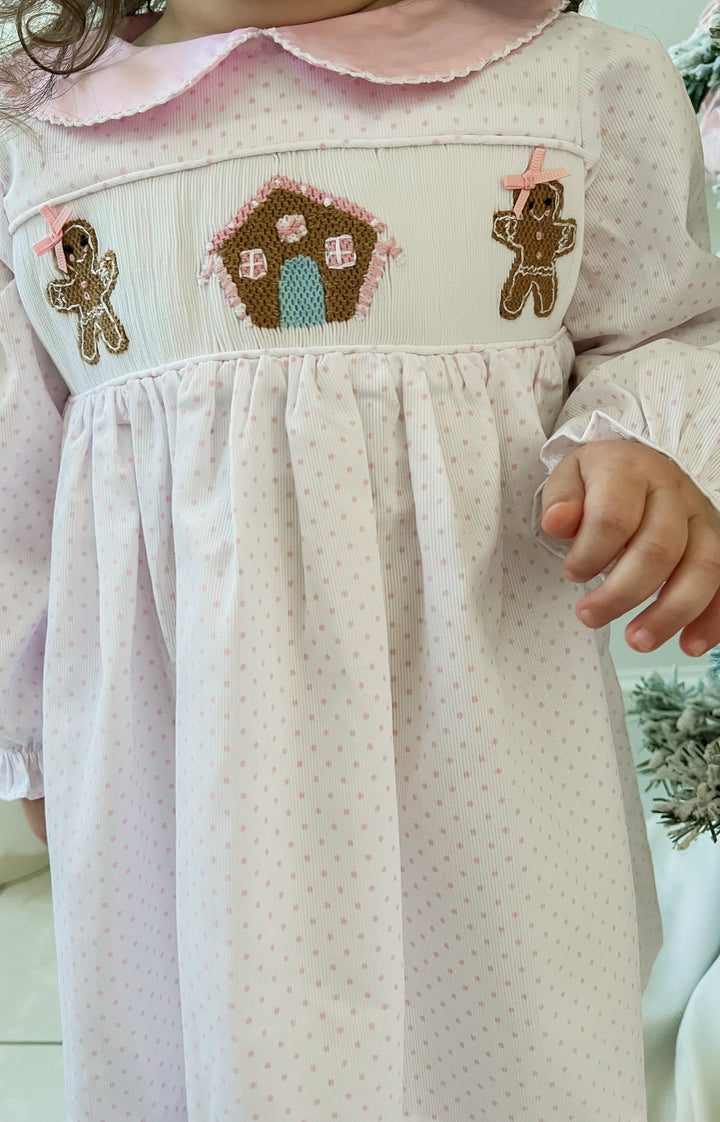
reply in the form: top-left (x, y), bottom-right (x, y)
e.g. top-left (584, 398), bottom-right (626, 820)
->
top-left (31, 0), bottom-right (566, 127)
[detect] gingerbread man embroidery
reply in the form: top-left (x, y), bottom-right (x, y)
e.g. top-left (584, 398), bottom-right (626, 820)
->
top-left (38, 213), bottom-right (129, 365)
top-left (492, 149), bottom-right (577, 321)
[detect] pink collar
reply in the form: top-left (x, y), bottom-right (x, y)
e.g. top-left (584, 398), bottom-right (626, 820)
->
top-left (32, 0), bottom-right (566, 126)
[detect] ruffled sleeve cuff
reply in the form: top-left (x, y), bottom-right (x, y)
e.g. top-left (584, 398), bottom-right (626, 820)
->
top-left (531, 409), bottom-right (720, 562)
top-left (0, 741), bottom-right (44, 800)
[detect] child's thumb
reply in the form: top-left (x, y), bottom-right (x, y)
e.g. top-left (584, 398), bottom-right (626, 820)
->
top-left (540, 454), bottom-right (585, 540)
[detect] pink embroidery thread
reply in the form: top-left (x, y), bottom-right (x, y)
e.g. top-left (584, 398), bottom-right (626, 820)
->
top-left (503, 148), bottom-right (569, 217)
top-left (325, 234), bottom-right (357, 269)
top-left (33, 203), bottom-right (73, 272)
top-left (240, 249), bottom-right (268, 278)
top-left (276, 214), bottom-right (308, 243)
top-left (356, 240), bottom-right (402, 317)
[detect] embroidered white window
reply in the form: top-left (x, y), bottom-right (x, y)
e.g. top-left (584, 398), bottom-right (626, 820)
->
top-left (325, 235), bottom-right (357, 269)
top-left (240, 249), bottom-right (268, 279)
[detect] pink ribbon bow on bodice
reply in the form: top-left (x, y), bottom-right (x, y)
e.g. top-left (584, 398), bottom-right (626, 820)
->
top-left (503, 148), bottom-right (569, 216)
top-left (33, 204), bottom-right (73, 272)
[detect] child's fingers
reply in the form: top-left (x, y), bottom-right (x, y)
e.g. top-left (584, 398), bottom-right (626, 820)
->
top-left (543, 443), bottom-right (720, 649)
top-left (678, 583), bottom-right (720, 657)
top-left (621, 515), bottom-right (720, 652)
top-left (540, 455), bottom-right (584, 539)
top-left (541, 498), bottom-right (584, 540)
top-left (561, 470), bottom-right (648, 584)
top-left (572, 486), bottom-right (688, 629)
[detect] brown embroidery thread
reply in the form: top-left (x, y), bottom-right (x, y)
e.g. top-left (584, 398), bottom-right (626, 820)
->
top-left (200, 176), bottom-right (401, 329)
top-left (46, 220), bottom-right (129, 365)
top-left (492, 181), bottom-right (576, 320)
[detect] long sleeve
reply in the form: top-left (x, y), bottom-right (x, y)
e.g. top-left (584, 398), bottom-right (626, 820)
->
top-left (533, 29), bottom-right (720, 558)
top-left (0, 250), bottom-right (67, 800)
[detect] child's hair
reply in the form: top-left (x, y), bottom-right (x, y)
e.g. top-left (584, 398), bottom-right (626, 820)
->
top-left (0, 0), bottom-right (149, 110)
top-left (0, 0), bottom-right (582, 116)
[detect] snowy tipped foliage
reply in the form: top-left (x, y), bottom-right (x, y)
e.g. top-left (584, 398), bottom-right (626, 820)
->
top-left (630, 663), bottom-right (720, 849)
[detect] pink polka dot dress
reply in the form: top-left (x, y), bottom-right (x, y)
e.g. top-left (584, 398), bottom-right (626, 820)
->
top-left (1, 0), bottom-right (718, 1117)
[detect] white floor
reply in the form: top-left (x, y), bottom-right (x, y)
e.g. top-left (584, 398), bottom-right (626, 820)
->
top-left (0, 868), bottom-right (66, 1121)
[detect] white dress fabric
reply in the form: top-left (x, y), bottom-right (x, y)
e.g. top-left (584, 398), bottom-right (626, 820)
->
top-left (1, 2), bottom-right (720, 1118)
top-left (640, 812), bottom-right (720, 1122)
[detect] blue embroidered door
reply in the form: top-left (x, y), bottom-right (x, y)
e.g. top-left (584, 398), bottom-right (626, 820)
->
top-left (279, 256), bottom-right (327, 328)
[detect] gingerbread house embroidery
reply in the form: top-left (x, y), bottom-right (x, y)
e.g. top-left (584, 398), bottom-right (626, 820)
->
top-left (200, 176), bottom-right (402, 329)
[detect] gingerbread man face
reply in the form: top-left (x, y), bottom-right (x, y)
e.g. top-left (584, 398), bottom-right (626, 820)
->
top-left (46, 218), bottom-right (129, 365)
top-left (492, 179), bottom-right (577, 321)
top-left (512, 182), bottom-right (570, 269)
top-left (61, 221), bottom-right (99, 272)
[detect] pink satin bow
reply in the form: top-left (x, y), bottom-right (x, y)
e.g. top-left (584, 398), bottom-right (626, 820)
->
top-left (503, 148), bottom-right (569, 217)
top-left (33, 204), bottom-right (73, 272)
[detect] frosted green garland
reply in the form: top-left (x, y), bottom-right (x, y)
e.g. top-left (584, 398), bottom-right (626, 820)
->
top-left (669, 4), bottom-right (720, 112)
top-left (630, 654), bottom-right (720, 849)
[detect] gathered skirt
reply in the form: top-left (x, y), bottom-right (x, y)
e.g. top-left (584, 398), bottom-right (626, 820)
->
top-left (43, 341), bottom-right (659, 1120)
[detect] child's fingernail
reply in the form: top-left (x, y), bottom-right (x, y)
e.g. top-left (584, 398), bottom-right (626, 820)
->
top-left (631, 628), bottom-right (655, 652)
top-left (687, 639), bottom-right (709, 657)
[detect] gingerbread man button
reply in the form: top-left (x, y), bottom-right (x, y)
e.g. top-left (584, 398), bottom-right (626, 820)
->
top-left (35, 207), bottom-right (129, 365)
top-left (492, 148), bottom-right (577, 321)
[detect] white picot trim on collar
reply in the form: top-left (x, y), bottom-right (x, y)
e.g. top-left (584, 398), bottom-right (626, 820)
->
top-left (31, 0), bottom-right (567, 127)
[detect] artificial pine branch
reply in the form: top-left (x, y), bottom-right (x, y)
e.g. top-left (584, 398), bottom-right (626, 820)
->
top-left (669, 4), bottom-right (720, 112)
top-left (629, 663), bottom-right (720, 849)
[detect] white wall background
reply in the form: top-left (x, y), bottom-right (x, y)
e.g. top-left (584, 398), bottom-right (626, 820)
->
top-left (599, 0), bottom-right (704, 50)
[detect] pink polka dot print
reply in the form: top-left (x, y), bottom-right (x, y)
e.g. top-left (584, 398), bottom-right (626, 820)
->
top-left (1, 8), bottom-right (719, 1121)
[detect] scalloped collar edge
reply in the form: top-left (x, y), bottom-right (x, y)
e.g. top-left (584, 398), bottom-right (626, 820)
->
top-left (31, 0), bottom-right (568, 127)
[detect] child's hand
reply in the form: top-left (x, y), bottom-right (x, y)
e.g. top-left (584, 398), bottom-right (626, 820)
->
top-left (540, 441), bottom-right (720, 656)
top-left (20, 797), bottom-right (47, 846)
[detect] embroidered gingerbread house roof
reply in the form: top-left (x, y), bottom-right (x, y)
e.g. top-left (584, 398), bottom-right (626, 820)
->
top-left (200, 176), bottom-right (400, 330)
